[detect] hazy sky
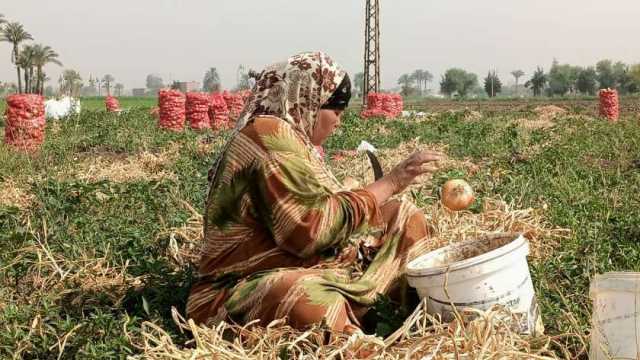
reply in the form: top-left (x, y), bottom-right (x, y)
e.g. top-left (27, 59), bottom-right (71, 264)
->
top-left (2, 0), bottom-right (639, 92)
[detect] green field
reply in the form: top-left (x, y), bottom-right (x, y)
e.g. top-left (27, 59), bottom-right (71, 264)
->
top-left (1, 105), bottom-right (639, 358)
top-left (0, 97), bottom-right (157, 120)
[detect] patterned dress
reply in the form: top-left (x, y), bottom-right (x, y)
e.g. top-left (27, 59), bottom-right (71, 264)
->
top-left (187, 52), bottom-right (434, 331)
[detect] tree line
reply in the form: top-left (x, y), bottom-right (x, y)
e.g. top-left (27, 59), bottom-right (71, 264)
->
top-left (352, 59), bottom-right (640, 99)
top-left (0, 13), bottom-right (126, 97)
top-left (429, 59), bottom-right (640, 98)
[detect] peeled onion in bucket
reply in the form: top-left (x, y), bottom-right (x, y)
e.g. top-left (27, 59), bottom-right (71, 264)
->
top-left (441, 179), bottom-right (475, 211)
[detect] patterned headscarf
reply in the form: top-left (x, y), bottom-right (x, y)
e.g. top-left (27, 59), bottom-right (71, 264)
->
top-left (235, 51), bottom-right (348, 140)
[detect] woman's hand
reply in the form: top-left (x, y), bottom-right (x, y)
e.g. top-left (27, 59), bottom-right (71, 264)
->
top-left (365, 150), bottom-right (445, 205)
top-left (387, 150), bottom-right (445, 194)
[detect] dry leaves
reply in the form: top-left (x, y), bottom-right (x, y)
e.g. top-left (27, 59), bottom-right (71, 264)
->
top-left (0, 178), bottom-right (34, 210)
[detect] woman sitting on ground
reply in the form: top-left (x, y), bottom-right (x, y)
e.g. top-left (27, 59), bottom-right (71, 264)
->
top-left (187, 52), bottom-right (444, 332)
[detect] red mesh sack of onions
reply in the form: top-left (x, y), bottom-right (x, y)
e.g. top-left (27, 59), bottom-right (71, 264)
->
top-left (599, 88), bottom-right (619, 122)
top-left (223, 91), bottom-right (246, 124)
top-left (392, 94), bottom-right (404, 117)
top-left (4, 94), bottom-right (46, 151)
top-left (105, 96), bottom-right (121, 112)
top-left (382, 93), bottom-right (403, 118)
top-left (186, 92), bottom-right (211, 130)
top-left (209, 93), bottom-right (230, 130)
top-left (158, 89), bottom-right (186, 131)
top-left (361, 92), bottom-right (387, 119)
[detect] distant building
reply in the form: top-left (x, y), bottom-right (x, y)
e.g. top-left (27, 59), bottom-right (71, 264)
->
top-left (175, 81), bottom-right (201, 93)
top-left (132, 88), bottom-right (147, 97)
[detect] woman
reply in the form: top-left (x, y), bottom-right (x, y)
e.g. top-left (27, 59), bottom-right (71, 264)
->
top-left (187, 52), bottom-right (444, 332)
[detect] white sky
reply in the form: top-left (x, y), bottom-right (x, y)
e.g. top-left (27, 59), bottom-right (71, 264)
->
top-left (1, 0), bottom-right (639, 91)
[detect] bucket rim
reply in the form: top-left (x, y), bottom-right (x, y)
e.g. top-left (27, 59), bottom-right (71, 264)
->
top-left (590, 272), bottom-right (640, 294)
top-left (406, 232), bottom-right (528, 278)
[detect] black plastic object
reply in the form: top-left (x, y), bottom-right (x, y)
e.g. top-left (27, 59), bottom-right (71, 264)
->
top-left (366, 150), bottom-right (384, 181)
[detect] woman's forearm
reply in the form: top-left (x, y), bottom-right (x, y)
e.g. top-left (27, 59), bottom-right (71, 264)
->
top-left (364, 175), bottom-right (398, 205)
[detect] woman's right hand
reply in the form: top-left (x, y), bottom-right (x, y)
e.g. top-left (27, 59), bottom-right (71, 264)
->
top-left (365, 150), bottom-right (445, 206)
top-left (387, 150), bottom-right (445, 194)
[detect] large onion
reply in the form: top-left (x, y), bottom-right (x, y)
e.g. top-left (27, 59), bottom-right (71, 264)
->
top-left (441, 179), bottom-right (475, 211)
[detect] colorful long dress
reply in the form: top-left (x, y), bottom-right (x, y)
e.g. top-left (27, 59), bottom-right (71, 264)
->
top-left (187, 116), bottom-right (433, 330)
top-left (187, 52), bottom-right (434, 331)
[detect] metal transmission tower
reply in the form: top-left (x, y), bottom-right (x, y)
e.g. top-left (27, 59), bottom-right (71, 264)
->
top-left (363, 0), bottom-right (380, 106)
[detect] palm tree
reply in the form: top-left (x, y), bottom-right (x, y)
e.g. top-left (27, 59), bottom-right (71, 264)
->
top-left (102, 74), bottom-right (115, 95)
top-left (88, 75), bottom-right (97, 95)
top-left (411, 69), bottom-right (434, 96)
top-left (511, 70), bottom-right (525, 96)
top-left (411, 70), bottom-right (424, 95)
top-left (114, 83), bottom-right (124, 96)
top-left (422, 69), bottom-right (434, 94)
top-left (398, 73), bottom-right (415, 96)
top-left (39, 73), bottom-right (51, 95)
top-left (0, 14), bottom-right (6, 26)
top-left (31, 44), bottom-right (62, 94)
top-left (1, 22), bottom-right (33, 93)
top-left (17, 44), bottom-right (36, 93)
top-left (96, 77), bottom-right (102, 96)
top-left (524, 67), bottom-right (547, 97)
top-left (202, 67), bottom-right (220, 92)
top-left (62, 69), bottom-right (82, 97)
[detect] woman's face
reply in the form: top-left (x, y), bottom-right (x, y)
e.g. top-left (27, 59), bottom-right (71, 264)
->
top-left (311, 109), bottom-right (343, 146)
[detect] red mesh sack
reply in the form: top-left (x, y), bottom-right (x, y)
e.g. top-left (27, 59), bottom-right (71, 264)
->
top-left (223, 91), bottom-right (246, 124)
top-left (392, 94), bottom-right (404, 117)
top-left (361, 92), bottom-right (387, 119)
top-left (381, 94), bottom-right (400, 118)
top-left (158, 89), bottom-right (186, 131)
top-left (209, 93), bottom-right (230, 130)
top-left (4, 94), bottom-right (46, 151)
top-left (105, 96), bottom-right (121, 112)
top-left (186, 92), bottom-right (211, 130)
top-left (599, 88), bottom-right (619, 122)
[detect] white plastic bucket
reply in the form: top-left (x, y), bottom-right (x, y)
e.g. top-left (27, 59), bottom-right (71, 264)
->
top-left (406, 233), bottom-right (541, 334)
top-left (590, 272), bottom-right (640, 360)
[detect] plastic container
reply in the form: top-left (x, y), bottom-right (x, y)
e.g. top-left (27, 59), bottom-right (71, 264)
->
top-left (406, 233), bottom-right (542, 334)
top-left (590, 272), bottom-right (640, 360)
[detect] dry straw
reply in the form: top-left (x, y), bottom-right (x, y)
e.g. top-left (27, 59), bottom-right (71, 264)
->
top-left (134, 138), bottom-right (572, 358)
top-left (131, 301), bottom-right (569, 359)
top-left (63, 141), bottom-right (185, 183)
top-left (0, 178), bottom-right (34, 210)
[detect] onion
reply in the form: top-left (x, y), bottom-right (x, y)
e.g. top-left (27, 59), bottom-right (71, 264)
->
top-left (441, 179), bottom-right (475, 211)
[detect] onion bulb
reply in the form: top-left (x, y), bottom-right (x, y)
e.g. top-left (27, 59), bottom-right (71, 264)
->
top-left (441, 179), bottom-right (475, 211)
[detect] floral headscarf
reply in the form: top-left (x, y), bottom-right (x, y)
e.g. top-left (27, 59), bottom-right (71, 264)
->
top-left (235, 51), bottom-right (347, 140)
top-left (208, 52), bottom-right (347, 184)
